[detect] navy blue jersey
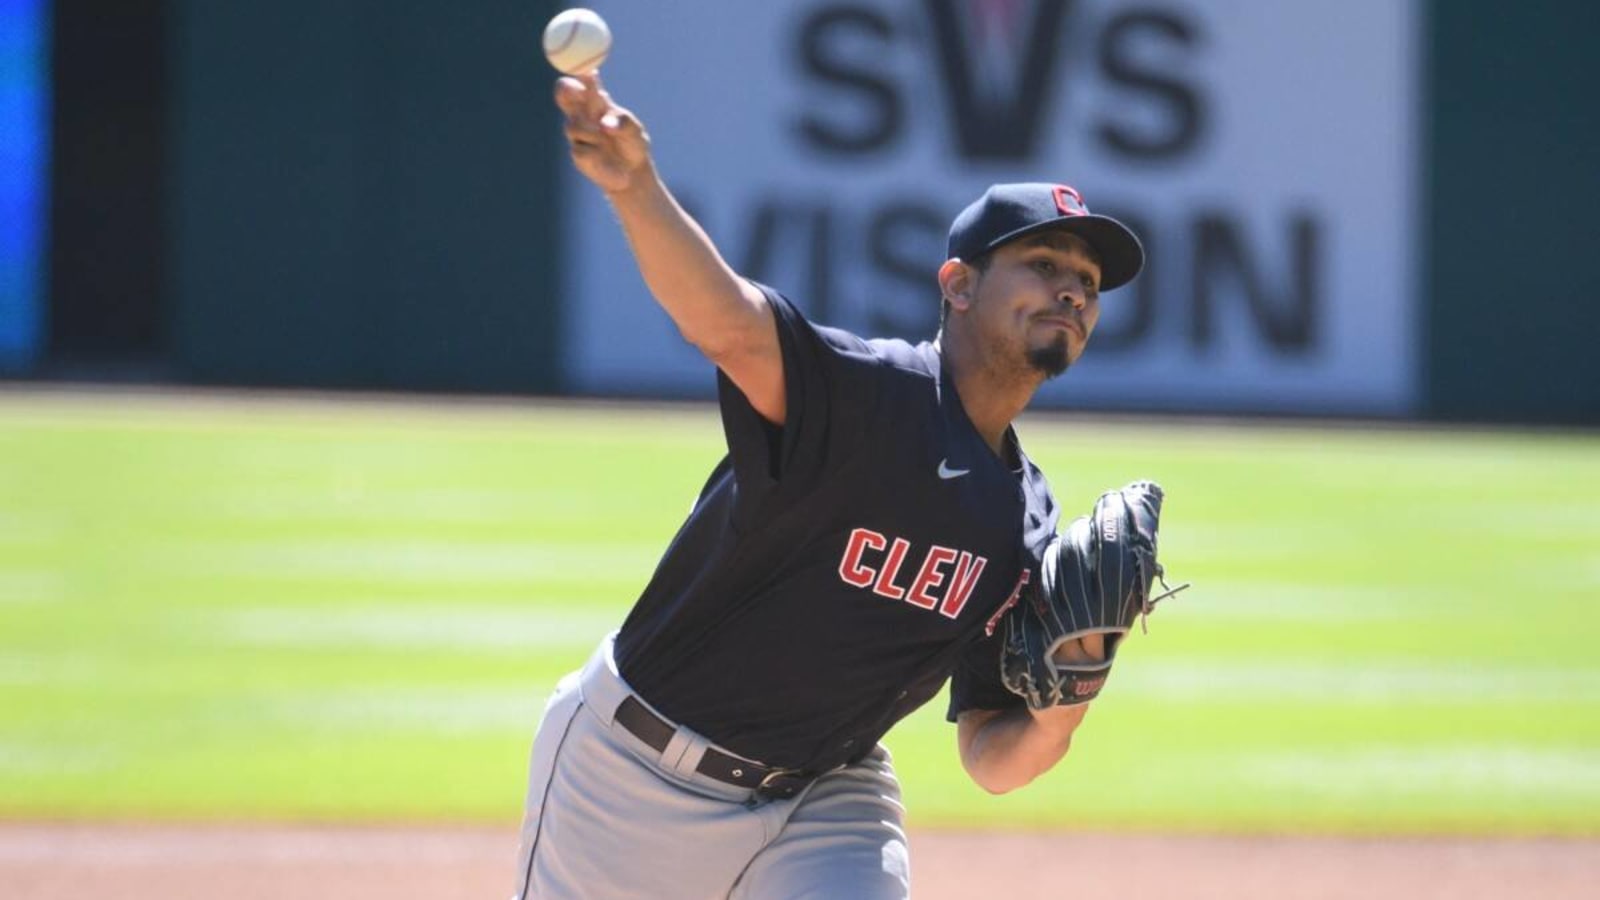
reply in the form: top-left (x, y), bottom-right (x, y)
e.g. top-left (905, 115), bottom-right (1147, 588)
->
top-left (614, 284), bottom-right (1059, 773)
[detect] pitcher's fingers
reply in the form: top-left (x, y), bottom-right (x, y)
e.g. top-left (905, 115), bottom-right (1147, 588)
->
top-left (576, 72), bottom-right (613, 119)
top-left (564, 117), bottom-right (603, 142)
top-left (601, 108), bottom-right (647, 146)
top-left (553, 77), bottom-right (592, 118)
top-left (601, 108), bottom-right (635, 132)
top-left (564, 124), bottom-right (604, 150)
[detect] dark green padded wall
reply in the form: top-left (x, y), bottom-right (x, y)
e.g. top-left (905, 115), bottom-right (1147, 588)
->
top-left (170, 0), bottom-right (564, 392)
top-left (1426, 0), bottom-right (1600, 424)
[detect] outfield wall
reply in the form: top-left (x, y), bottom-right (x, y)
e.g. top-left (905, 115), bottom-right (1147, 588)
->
top-left (1425, 3), bottom-right (1600, 425)
top-left (12, 0), bottom-right (1600, 424)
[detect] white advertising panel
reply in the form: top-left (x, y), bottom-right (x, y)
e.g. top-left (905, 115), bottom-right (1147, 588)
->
top-left (563, 0), bottom-right (1420, 414)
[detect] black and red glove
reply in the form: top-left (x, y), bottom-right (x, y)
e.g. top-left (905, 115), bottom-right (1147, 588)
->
top-left (1001, 481), bottom-right (1189, 709)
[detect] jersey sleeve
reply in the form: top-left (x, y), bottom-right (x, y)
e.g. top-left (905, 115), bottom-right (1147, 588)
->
top-left (716, 282), bottom-right (881, 523)
top-left (946, 631), bottom-right (1025, 720)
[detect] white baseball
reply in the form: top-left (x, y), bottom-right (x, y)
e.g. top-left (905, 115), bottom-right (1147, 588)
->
top-left (542, 8), bottom-right (612, 76)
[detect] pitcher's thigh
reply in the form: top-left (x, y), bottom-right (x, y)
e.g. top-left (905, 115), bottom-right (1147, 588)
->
top-left (732, 751), bottom-right (910, 900)
top-left (512, 674), bottom-right (584, 899)
top-left (515, 693), bottom-right (767, 900)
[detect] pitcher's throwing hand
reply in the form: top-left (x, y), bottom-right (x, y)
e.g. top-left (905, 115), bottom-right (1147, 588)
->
top-left (555, 74), bottom-right (651, 195)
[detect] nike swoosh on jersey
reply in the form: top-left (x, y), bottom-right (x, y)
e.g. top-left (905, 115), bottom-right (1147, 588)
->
top-left (937, 459), bottom-right (970, 480)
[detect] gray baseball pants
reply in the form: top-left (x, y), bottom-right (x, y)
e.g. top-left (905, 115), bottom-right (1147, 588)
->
top-left (512, 634), bottom-right (911, 899)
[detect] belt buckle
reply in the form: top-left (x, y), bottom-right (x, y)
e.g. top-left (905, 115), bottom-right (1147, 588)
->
top-left (755, 767), bottom-right (808, 800)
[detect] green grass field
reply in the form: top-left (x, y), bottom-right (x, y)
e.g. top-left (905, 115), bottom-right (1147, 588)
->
top-left (1, 389), bottom-right (1597, 836)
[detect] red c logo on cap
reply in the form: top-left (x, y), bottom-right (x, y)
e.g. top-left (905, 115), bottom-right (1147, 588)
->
top-left (1053, 185), bottom-right (1085, 216)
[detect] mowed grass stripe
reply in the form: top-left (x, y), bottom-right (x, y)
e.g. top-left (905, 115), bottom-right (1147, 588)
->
top-left (0, 389), bottom-right (1596, 835)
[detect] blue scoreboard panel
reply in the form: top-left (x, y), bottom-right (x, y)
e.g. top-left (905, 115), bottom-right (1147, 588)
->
top-left (0, 0), bottom-right (46, 370)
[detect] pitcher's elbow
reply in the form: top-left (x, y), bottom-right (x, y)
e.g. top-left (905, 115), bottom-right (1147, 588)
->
top-left (964, 763), bottom-right (1039, 795)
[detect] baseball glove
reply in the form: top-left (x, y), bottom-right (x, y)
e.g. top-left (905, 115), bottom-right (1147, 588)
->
top-left (1001, 480), bottom-right (1189, 709)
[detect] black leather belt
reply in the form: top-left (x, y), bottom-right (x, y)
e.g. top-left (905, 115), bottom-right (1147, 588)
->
top-left (613, 695), bottom-right (814, 799)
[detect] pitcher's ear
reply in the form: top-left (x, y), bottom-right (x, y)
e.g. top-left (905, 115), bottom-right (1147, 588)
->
top-left (938, 258), bottom-right (976, 312)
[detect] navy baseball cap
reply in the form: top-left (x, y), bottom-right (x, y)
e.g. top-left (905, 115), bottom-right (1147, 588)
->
top-left (947, 183), bottom-right (1144, 292)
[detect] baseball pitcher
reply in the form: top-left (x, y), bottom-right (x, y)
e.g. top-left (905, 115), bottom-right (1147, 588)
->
top-left (512, 69), bottom-right (1186, 900)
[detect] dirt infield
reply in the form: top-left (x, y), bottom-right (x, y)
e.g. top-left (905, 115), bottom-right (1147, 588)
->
top-left (3, 823), bottom-right (1596, 899)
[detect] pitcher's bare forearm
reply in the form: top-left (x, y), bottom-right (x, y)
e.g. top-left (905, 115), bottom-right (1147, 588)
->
top-left (957, 703), bottom-right (1089, 794)
top-left (555, 74), bottom-right (784, 422)
top-left (956, 633), bottom-right (1103, 793)
top-left (604, 176), bottom-right (776, 368)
